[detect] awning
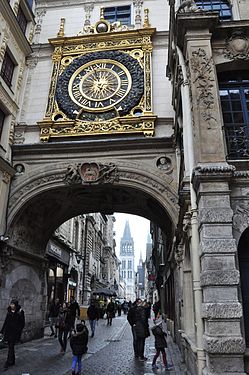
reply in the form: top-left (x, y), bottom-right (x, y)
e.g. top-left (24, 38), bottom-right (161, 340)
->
top-left (92, 287), bottom-right (117, 297)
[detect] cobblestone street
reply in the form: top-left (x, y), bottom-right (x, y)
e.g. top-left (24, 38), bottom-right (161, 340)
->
top-left (0, 316), bottom-right (187, 375)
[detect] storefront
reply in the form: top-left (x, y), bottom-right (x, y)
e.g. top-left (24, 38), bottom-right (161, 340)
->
top-left (46, 239), bottom-right (70, 304)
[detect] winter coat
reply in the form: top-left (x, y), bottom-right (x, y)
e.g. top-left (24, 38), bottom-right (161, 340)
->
top-left (1, 304), bottom-right (25, 343)
top-left (68, 301), bottom-right (80, 319)
top-left (87, 305), bottom-right (99, 320)
top-left (128, 305), bottom-right (149, 338)
top-left (70, 326), bottom-right (89, 355)
top-left (48, 301), bottom-right (60, 318)
top-left (151, 325), bottom-right (167, 349)
top-left (56, 307), bottom-right (71, 331)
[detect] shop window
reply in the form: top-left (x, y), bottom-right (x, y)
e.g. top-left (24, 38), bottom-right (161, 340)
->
top-left (195, 0), bottom-right (232, 20)
top-left (0, 50), bottom-right (15, 88)
top-left (17, 5), bottom-right (28, 34)
top-left (104, 6), bottom-right (131, 25)
top-left (0, 109), bottom-right (5, 138)
top-left (219, 71), bottom-right (249, 159)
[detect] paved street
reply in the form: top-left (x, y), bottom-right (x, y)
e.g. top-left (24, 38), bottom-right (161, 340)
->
top-left (0, 316), bottom-right (187, 375)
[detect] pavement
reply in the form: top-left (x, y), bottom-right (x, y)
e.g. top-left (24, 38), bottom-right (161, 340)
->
top-left (0, 315), bottom-right (187, 375)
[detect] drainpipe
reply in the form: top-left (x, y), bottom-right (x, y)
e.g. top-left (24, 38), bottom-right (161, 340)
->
top-left (176, 45), bottom-right (206, 374)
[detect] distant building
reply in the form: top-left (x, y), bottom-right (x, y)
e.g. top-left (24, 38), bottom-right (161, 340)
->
top-left (119, 221), bottom-right (135, 301)
top-left (136, 252), bottom-right (145, 299)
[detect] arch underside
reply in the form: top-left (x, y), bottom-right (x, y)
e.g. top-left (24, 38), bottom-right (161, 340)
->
top-left (8, 182), bottom-right (178, 255)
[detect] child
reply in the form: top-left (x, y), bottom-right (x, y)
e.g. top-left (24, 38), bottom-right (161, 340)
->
top-left (151, 319), bottom-right (173, 370)
top-left (70, 321), bottom-right (89, 375)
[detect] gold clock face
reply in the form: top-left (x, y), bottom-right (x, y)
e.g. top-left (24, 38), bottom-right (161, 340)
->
top-left (68, 59), bottom-right (132, 112)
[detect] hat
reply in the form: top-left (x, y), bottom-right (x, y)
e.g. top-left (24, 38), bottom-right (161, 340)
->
top-left (10, 299), bottom-right (18, 306)
top-left (76, 323), bottom-right (84, 332)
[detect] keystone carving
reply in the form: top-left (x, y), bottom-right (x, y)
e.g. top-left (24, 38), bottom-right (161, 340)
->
top-left (64, 162), bottom-right (118, 185)
top-left (224, 31), bottom-right (249, 60)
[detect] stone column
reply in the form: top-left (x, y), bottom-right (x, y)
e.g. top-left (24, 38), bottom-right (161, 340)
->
top-left (193, 165), bottom-right (246, 375)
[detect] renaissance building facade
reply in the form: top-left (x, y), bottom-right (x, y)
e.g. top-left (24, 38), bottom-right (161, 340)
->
top-left (0, 1), bottom-right (249, 374)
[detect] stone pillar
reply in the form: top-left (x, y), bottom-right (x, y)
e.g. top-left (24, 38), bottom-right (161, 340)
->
top-left (193, 165), bottom-right (246, 375)
top-left (185, 26), bottom-right (226, 164)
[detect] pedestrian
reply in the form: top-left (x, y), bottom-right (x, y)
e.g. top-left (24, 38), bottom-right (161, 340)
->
top-left (68, 296), bottom-right (80, 336)
top-left (117, 302), bottom-right (122, 317)
top-left (70, 321), bottom-right (88, 375)
top-left (127, 298), bottom-right (150, 361)
top-left (151, 317), bottom-right (173, 370)
top-left (0, 299), bottom-right (25, 370)
top-left (106, 299), bottom-right (115, 326)
top-left (48, 298), bottom-right (60, 337)
top-left (152, 299), bottom-right (161, 321)
top-left (87, 300), bottom-right (99, 337)
top-left (56, 302), bottom-right (71, 353)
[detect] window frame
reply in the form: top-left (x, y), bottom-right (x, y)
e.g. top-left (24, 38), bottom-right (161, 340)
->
top-left (104, 5), bottom-right (131, 26)
top-left (0, 50), bottom-right (16, 88)
top-left (0, 108), bottom-right (5, 138)
top-left (195, 0), bottom-right (232, 20)
top-left (219, 71), bottom-right (249, 159)
top-left (17, 4), bottom-right (28, 34)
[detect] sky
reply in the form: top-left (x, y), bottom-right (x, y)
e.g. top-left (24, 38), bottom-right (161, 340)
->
top-left (113, 213), bottom-right (151, 268)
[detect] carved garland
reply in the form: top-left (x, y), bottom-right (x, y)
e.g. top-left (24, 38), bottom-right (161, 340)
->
top-left (190, 48), bottom-right (217, 129)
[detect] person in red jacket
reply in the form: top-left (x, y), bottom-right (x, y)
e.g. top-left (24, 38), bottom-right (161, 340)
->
top-left (0, 299), bottom-right (25, 370)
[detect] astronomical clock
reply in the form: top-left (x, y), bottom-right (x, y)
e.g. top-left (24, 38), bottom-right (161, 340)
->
top-left (38, 11), bottom-right (156, 141)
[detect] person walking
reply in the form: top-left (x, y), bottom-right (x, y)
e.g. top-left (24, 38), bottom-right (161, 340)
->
top-left (106, 299), bottom-right (115, 326)
top-left (151, 318), bottom-right (173, 370)
top-left (57, 302), bottom-right (71, 353)
top-left (0, 299), bottom-right (25, 370)
top-left (68, 296), bottom-right (80, 336)
top-left (70, 321), bottom-right (88, 375)
top-left (87, 300), bottom-right (99, 337)
top-left (48, 298), bottom-right (60, 337)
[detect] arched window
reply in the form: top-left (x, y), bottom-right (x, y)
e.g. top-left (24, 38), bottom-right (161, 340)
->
top-left (195, 0), bottom-right (232, 20)
top-left (219, 71), bottom-right (249, 159)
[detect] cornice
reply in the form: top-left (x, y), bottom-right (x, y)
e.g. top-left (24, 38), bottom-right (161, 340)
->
top-left (0, 1), bottom-right (32, 56)
top-left (12, 137), bottom-right (174, 158)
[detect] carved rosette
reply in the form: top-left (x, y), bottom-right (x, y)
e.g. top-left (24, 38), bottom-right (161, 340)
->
top-left (224, 31), bottom-right (249, 60)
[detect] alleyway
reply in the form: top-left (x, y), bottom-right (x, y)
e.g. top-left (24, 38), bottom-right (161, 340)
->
top-left (0, 316), bottom-right (187, 375)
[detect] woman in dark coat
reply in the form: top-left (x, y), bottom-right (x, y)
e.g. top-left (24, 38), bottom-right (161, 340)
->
top-left (57, 302), bottom-right (71, 353)
top-left (0, 299), bottom-right (25, 370)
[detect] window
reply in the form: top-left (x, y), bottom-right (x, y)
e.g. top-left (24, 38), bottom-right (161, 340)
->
top-left (219, 71), bottom-right (249, 159)
top-left (104, 6), bottom-right (131, 25)
top-left (17, 6), bottom-right (28, 34)
top-left (122, 260), bottom-right (126, 269)
top-left (195, 0), bottom-right (232, 20)
top-left (0, 51), bottom-right (15, 88)
top-left (0, 109), bottom-right (5, 137)
top-left (128, 260), bottom-right (132, 269)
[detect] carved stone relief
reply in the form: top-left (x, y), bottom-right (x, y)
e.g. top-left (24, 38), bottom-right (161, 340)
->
top-left (190, 48), bottom-right (217, 129)
top-left (224, 31), bottom-right (249, 60)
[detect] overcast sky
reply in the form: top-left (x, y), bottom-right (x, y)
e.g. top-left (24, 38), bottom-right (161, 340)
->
top-left (113, 213), bottom-right (151, 268)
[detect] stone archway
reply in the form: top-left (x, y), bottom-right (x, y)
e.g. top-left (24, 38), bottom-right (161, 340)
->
top-left (1, 157), bottom-right (179, 340)
top-left (7, 158), bottom-right (178, 254)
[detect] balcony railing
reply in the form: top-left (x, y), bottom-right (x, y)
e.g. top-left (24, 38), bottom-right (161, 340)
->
top-left (225, 124), bottom-right (249, 159)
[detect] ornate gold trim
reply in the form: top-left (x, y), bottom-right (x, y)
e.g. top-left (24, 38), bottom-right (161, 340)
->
top-left (38, 115), bottom-right (156, 142)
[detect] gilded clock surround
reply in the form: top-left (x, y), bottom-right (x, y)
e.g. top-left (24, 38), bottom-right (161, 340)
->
top-left (38, 12), bottom-right (156, 142)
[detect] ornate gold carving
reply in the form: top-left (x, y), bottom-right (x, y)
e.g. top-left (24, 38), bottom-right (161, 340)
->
top-left (143, 9), bottom-right (151, 28)
top-left (40, 21), bottom-right (156, 141)
top-left (39, 116), bottom-right (155, 141)
top-left (57, 18), bottom-right (65, 38)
